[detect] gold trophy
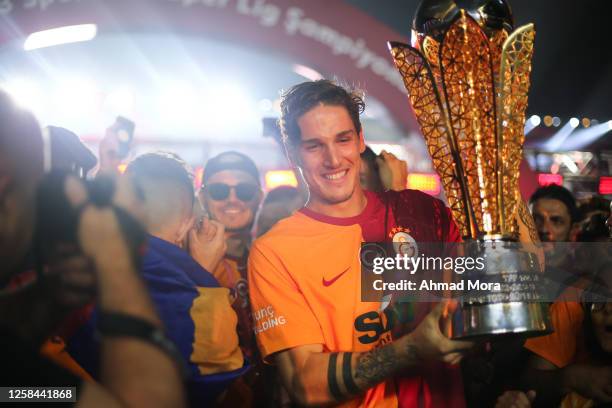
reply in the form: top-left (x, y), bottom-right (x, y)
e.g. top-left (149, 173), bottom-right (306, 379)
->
top-left (388, 0), bottom-right (551, 338)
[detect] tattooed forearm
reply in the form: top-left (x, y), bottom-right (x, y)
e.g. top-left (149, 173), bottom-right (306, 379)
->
top-left (354, 345), bottom-right (401, 387)
top-left (326, 340), bottom-right (421, 402)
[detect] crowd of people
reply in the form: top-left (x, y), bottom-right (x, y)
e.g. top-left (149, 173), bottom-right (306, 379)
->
top-left (0, 79), bottom-right (610, 408)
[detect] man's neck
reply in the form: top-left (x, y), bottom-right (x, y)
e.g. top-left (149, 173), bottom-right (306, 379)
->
top-left (150, 230), bottom-right (180, 247)
top-left (306, 188), bottom-right (368, 218)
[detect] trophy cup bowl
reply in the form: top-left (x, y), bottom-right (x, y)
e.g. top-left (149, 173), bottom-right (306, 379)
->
top-left (388, 0), bottom-right (551, 339)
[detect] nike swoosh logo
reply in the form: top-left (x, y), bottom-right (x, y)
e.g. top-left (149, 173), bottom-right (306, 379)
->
top-left (322, 269), bottom-right (349, 287)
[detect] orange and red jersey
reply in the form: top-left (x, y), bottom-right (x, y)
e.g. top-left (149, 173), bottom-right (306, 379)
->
top-left (249, 189), bottom-right (464, 408)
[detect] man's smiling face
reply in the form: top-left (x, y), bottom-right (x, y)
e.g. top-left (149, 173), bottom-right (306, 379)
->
top-left (291, 104), bottom-right (365, 208)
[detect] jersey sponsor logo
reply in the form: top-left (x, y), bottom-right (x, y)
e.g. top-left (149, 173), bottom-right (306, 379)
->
top-left (253, 305), bottom-right (287, 334)
top-left (322, 268), bottom-right (349, 287)
top-left (390, 226), bottom-right (418, 257)
top-left (354, 303), bottom-right (415, 345)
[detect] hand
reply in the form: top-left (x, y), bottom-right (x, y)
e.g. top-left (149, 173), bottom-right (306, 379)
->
top-left (377, 151), bottom-right (408, 191)
top-left (564, 364), bottom-right (612, 403)
top-left (189, 218), bottom-right (227, 272)
top-left (45, 245), bottom-right (97, 308)
top-left (63, 175), bottom-right (142, 266)
top-left (495, 390), bottom-right (536, 408)
top-left (401, 301), bottom-right (473, 364)
top-left (98, 126), bottom-right (125, 176)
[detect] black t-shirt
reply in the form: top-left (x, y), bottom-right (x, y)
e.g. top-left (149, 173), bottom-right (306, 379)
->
top-left (0, 328), bottom-right (81, 406)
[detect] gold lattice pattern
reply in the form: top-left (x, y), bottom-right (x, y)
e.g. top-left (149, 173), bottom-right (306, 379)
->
top-left (389, 13), bottom-right (536, 240)
top-left (389, 43), bottom-right (472, 237)
top-left (440, 16), bottom-right (498, 235)
top-left (498, 24), bottom-right (536, 235)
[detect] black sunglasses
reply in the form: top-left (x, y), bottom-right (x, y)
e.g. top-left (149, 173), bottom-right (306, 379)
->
top-left (204, 182), bottom-right (258, 202)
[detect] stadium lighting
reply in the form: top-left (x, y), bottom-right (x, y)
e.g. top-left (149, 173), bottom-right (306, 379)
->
top-left (524, 115), bottom-right (541, 135)
top-left (569, 117), bottom-right (579, 128)
top-left (55, 77), bottom-right (99, 115)
top-left (158, 79), bottom-right (199, 120)
top-left (204, 82), bottom-right (255, 126)
top-left (538, 173), bottom-right (563, 186)
top-left (544, 120), bottom-right (576, 152)
top-left (265, 170), bottom-right (298, 189)
top-left (2, 79), bottom-right (45, 115)
top-left (600, 176), bottom-right (612, 195)
top-left (407, 173), bottom-right (441, 195)
top-left (24, 24), bottom-right (97, 51)
top-left (105, 87), bottom-right (134, 115)
top-left (560, 120), bottom-right (612, 151)
top-left (293, 64), bottom-right (324, 81)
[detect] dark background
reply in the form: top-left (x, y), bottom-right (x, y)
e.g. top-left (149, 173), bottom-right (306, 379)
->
top-left (347, 0), bottom-right (612, 122)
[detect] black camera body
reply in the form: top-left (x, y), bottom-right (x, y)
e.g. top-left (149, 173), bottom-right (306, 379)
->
top-left (34, 170), bottom-right (145, 270)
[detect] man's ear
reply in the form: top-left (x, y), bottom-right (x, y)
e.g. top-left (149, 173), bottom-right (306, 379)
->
top-left (358, 130), bottom-right (366, 154)
top-left (176, 214), bottom-right (196, 246)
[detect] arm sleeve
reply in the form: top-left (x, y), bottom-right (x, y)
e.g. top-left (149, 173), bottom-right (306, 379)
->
top-left (524, 301), bottom-right (584, 368)
top-left (248, 242), bottom-right (324, 361)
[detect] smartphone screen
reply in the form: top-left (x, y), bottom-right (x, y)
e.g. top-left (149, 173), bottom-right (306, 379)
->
top-left (114, 116), bottom-right (135, 159)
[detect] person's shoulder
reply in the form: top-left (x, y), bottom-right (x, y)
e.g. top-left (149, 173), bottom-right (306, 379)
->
top-left (395, 188), bottom-right (445, 206)
top-left (254, 211), bottom-right (315, 246)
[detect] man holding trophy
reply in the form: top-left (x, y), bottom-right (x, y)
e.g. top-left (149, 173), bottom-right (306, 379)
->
top-left (248, 0), bottom-right (549, 406)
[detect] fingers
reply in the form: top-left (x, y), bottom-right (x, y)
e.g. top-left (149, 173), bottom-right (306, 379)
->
top-left (64, 176), bottom-right (88, 208)
top-left (526, 390), bottom-right (536, 403)
top-left (495, 391), bottom-right (533, 408)
top-left (188, 228), bottom-right (200, 246)
top-left (48, 254), bottom-right (97, 307)
top-left (210, 220), bottom-right (225, 238)
top-left (442, 352), bottom-right (463, 365)
top-left (431, 299), bottom-right (459, 319)
top-left (113, 176), bottom-right (144, 222)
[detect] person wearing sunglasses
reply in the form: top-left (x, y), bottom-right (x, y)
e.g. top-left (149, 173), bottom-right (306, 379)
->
top-left (199, 151), bottom-right (265, 405)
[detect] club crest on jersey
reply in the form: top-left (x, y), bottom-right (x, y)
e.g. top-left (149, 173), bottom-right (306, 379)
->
top-left (389, 227), bottom-right (418, 257)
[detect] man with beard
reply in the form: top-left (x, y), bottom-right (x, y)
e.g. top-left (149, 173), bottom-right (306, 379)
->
top-left (198, 151), bottom-right (265, 405)
top-left (514, 191), bottom-right (612, 406)
top-left (529, 185), bottom-right (579, 266)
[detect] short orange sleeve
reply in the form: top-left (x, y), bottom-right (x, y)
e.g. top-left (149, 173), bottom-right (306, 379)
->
top-left (524, 300), bottom-right (584, 368)
top-left (248, 241), bottom-right (324, 361)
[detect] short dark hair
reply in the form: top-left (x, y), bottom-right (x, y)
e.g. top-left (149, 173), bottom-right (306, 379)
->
top-left (127, 152), bottom-right (194, 199)
top-left (529, 184), bottom-right (578, 222)
top-left (262, 186), bottom-right (300, 206)
top-left (279, 80), bottom-right (365, 147)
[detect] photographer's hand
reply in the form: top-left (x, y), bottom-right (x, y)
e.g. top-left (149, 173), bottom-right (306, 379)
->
top-left (46, 245), bottom-right (96, 309)
top-left (64, 175), bottom-right (185, 408)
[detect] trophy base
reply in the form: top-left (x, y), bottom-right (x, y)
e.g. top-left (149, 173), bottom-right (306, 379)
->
top-left (449, 301), bottom-right (552, 340)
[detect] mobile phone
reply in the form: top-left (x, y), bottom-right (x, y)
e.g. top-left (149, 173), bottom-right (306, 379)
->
top-left (114, 116), bottom-right (135, 159)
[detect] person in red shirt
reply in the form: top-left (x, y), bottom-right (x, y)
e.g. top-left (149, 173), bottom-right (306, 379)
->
top-left (248, 80), bottom-right (473, 407)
